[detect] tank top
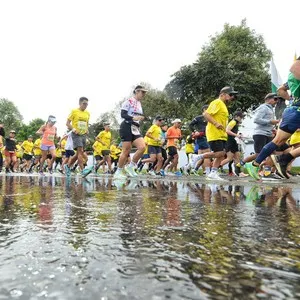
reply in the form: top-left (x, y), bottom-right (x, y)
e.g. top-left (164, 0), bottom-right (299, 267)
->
top-left (41, 124), bottom-right (56, 146)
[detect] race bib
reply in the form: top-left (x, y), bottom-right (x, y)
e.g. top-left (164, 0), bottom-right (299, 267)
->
top-left (131, 125), bottom-right (140, 135)
top-left (78, 121), bottom-right (87, 132)
top-left (48, 134), bottom-right (55, 142)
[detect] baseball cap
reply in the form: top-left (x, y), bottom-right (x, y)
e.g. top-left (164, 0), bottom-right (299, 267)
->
top-left (134, 85), bottom-right (148, 93)
top-left (155, 115), bottom-right (163, 121)
top-left (264, 93), bottom-right (279, 100)
top-left (220, 86), bottom-right (238, 95)
top-left (103, 122), bottom-right (110, 126)
top-left (172, 118), bottom-right (182, 123)
top-left (28, 135), bottom-right (33, 138)
top-left (10, 130), bottom-right (16, 133)
top-left (48, 115), bottom-right (57, 123)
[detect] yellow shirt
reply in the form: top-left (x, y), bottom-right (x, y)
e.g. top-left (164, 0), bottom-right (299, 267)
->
top-left (68, 109), bottom-right (90, 135)
top-left (185, 136), bottom-right (194, 154)
top-left (33, 138), bottom-right (42, 156)
top-left (93, 141), bottom-right (103, 156)
top-left (147, 124), bottom-right (162, 147)
top-left (16, 144), bottom-right (23, 158)
top-left (290, 131), bottom-right (300, 146)
top-left (61, 139), bottom-right (66, 151)
top-left (21, 140), bottom-right (34, 155)
top-left (97, 130), bottom-right (111, 150)
top-left (110, 144), bottom-right (121, 160)
top-left (56, 148), bottom-right (62, 158)
top-left (205, 98), bottom-right (229, 142)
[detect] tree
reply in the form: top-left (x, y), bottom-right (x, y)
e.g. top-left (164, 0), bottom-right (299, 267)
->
top-left (165, 19), bottom-right (272, 116)
top-left (0, 98), bottom-right (23, 133)
top-left (16, 118), bottom-right (45, 141)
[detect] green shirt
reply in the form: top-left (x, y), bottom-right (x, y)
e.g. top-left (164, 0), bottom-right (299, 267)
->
top-left (288, 72), bottom-right (300, 106)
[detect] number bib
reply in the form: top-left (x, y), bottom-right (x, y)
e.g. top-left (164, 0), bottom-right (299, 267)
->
top-left (78, 121), bottom-right (87, 133)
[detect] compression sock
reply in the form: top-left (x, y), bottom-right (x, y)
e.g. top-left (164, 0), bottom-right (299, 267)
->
top-left (255, 142), bottom-right (278, 164)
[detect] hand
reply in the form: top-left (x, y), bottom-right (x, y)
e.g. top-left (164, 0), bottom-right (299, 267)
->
top-left (72, 128), bottom-right (79, 134)
top-left (271, 120), bottom-right (279, 125)
top-left (215, 123), bottom-right (224, 130)
top-left (133, 116), bottom-right (144, 121)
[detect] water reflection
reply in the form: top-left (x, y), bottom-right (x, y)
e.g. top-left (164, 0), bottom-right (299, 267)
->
top-left (0, 175), bottom-right (299, 299)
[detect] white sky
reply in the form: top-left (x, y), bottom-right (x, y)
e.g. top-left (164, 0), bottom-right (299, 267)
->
top-left (0, 0), bottom-right (299, 136)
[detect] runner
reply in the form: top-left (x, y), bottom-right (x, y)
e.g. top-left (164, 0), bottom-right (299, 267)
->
top-left (4, 130), bottom-right (17, 173)
top-left (20, 135), bottom-right (34, 172)
top-left (61, 131), bottom-right (75, 174)
top-left (162, 119), bottom-right (182, 176)
top-left (113, 85), bottom-right (147, 180)
top-left (29, 137), bottom-right (42, 173)
top-left (92, 139), bottom-right (103, 173)
top-left (220, 110), bottom-right (248, 177)
top-left (54, 144), bottom-right (63, 171)
top-left (36, 115), bottom-right (57, 175)
top-left (188, 105), bottom-right (210, 175)
top-left (141, 116), bottom-right (164, 176)
top-left (246, 57), bottom-right (300, 179)
top-left (96, 122), bottom-right (112, 173)
top-left (65, 97), bottom-right (91, 177)
top-left (110, 141), bottom-right (121, 173)
top-left (192, 86), bottom-right (238, 180)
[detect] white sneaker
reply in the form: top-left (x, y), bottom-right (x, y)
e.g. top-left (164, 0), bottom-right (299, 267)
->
top-left (113, 169), bottom-right (127, 180)
top-left (148, 170), bottom-right (156, 176)
top-left (206, 172), bottom-right (225, 181)
top-left (124, 165), bottom-right (138, 177)
top-left (182, 164), bottom-right (190, 175)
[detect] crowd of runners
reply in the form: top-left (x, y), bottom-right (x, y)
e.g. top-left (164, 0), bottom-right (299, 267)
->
top-left (0, 57), bottom-right (300, 181)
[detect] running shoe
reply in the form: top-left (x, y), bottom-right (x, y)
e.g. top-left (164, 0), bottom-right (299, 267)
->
top-left (238, 172), bottom-right (249, 178)
top-left (81, 166), bottom-right (94, 178)
top-left (160, 169), bottom-right (165, 177)
top-left (261, 172), bottom-right (283, 181)
top-left (124, 165), bottom-right (138, 177)
top-left (190, 169), bottom-right (200, 176)
top-left (271, 155), bottom-right (289, 179)
top-left (148, 170), bottom-right (156, 176)
top-left (245, 162), bottom-right (260, 180)
top-left (64, 165), bottom-right (71, 177)
top-left (206, 172), bottom-right (225, 181)
top-left (113, 169), bottom-right (127, 180)
top-left (246, 186), bottom-right (260, 202)
top-left (175, 171), bottom-right (182, 176)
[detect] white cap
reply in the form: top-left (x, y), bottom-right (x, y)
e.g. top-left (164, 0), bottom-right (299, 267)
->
top-left (172, 118), bottom-right (182, 123)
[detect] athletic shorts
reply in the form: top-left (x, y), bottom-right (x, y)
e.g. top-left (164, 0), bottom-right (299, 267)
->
top-left (196, 137), bottom-right (210, 150)
top-left (41, 144), bottom-right (55, 151)
top-left (253, 135), bottom-right (272, 154)
top-left (94, 155), bottom-right (103, 161)
top-left (279, 106), bottom-right (300, 134)
top-left (148, 145), bottom-right (162, 155)
top-left (71, 133), bottom-right (87, 149)
top-left (23, 153), bottom-right (33, 161)
top-left (101, 150), bottom-right (111, 156)
top-left (119, 121), bottom-right (142, 142)
top-left (4, 150), bottom-right (16, 158)
top-left (208, 140), bottom-right (226, 152)
top-left (65, 150), bottom-right (75, 158)
top-left (225, 139), bottom-right (239, 153)
top-left (55, 157), bottom-right (62, 164)
top-left (167, 146), bottom-right (178, 158)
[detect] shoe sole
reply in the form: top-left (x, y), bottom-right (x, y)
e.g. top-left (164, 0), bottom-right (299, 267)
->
top-left (271, 155), bottom-right (288, 179)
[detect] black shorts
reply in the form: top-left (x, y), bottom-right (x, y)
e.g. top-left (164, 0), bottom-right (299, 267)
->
top-left (167, 146), bottom-right (178, 158)
top-left (102, 150), bottom-right (111, 156)
top-left (94, 155), bottom-right (103, 161)
top-left (65, 150), bottom-right (75, 158)
top-left (23, 153), bottom-right (33, 161)
top-left (148, 145), bottom-right (162, 155)
top-left (253, 135), bottom-right (272, 154)
top-left (55, 157), bottom-right (62, 164)
top-left (208, 140), bottom-right (226, 152)
top-left (119, 121), bottom-right (142, 142)
top-left (225, 139), bottom-right (239, 153)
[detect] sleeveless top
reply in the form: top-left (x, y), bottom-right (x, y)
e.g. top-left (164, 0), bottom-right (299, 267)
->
top-left (41, 124), bottom-right (56, 146)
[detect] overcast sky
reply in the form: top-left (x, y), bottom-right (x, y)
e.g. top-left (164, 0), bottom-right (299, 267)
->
top-left (0, 0), bottom-right (299, 136)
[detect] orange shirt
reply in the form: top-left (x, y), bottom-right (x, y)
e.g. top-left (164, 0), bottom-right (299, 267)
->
top-left (41, 124), bottom-right (56, 146)
top-left (166, 126), bottom-right (181, 147)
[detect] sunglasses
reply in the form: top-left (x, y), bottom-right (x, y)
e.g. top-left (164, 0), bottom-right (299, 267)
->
top-left (82, 102), bottom-right (88, 105)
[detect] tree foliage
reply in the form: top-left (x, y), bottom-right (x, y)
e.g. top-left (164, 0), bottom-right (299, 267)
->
top-left (165, 19), bottom-right (272, 116)
top-left (16, 118), bottom-right (46, 142)
top-left (0, 98), bottom-right (23, 133)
